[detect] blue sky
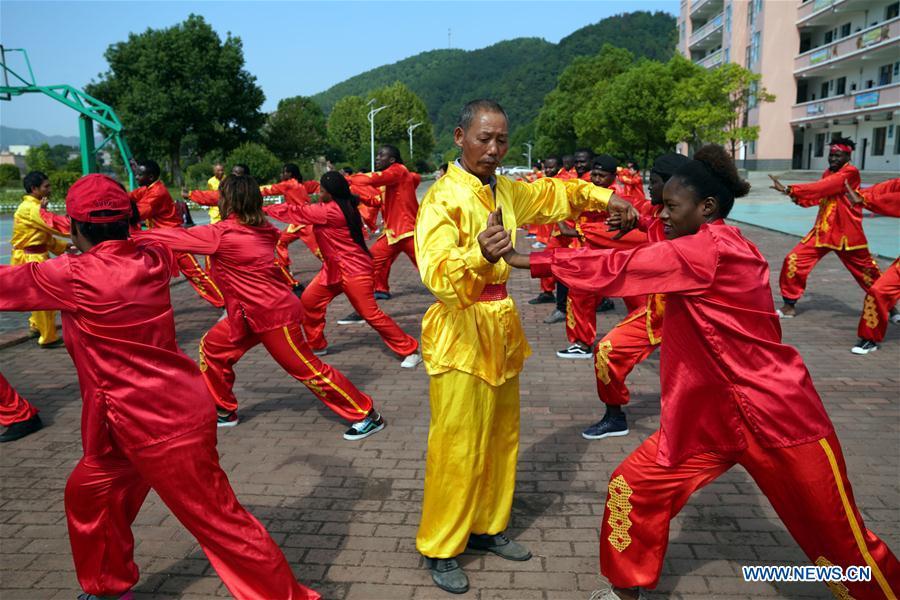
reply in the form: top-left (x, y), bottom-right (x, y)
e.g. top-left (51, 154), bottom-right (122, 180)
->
top-left (0, 0), bottom-right (677, 137)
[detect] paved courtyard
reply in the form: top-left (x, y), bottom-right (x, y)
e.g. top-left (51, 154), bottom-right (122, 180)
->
top-left (1, 217), bottom-right (898, 599)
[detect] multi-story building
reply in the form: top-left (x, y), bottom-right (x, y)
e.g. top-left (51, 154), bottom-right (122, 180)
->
top-left (678, 0), bottom-right (900, 172)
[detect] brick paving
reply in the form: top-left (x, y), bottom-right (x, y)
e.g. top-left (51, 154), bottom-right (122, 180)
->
top-left (1, 221), bottom-right (898, 600)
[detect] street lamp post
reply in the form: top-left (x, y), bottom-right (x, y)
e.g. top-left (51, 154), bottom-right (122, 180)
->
top-left (407, 119), bottom-right (422, 162)
top-left (367, 99), bottom-right (388, 171)
top-left (523, 141), bottom-right (533, 168)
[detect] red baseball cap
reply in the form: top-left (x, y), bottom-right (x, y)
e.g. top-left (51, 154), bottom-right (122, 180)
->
top-left (66, 174), bottom-right (132, 223)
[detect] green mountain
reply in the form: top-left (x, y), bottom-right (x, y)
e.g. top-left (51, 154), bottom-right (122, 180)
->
top-left (312, 11), bottom-right (676, 154)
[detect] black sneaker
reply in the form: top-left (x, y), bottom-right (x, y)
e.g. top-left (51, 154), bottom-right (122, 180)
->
top-left (851, 339), bottom-right (879, 355)
top-left (528, 291), bottom-right (556, 305)
top-left (374, 291), bottom-right (392, 300)
top-left (0, 414), bottom-right (43, 443)
top-left (344, 412), bottom-right (385, 440)
top-left (337, 312), bottom-right (365, 325)
top-left (557, 342), bottom-right (592, 359)
top-left (427, 557), bottom-right (468, 594)
top-left (292, 283), bottom-right (305, 299)
top-left (582, 412), bottom-right (629, 440)
top-left (597, 298), bottom-right (615, 312)
top-left (217, 411), bottom-right (239, 428)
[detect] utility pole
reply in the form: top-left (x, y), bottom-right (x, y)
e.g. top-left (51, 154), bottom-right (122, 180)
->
top-left (366, 98), bottom-right (388, 172)
top-left (407, 119), bottom-right (422, 161)
top-left (523, 141), bottom-right (533, 168)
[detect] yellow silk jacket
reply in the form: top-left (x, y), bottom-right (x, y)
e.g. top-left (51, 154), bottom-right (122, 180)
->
top-left (206, 176), bottom-right (222, 224)
top-left (11, 195), bottom-right (68, 265)
top-left (415, 162), bottom-right (612, 386)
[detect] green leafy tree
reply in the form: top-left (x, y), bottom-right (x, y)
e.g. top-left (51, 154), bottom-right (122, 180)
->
top-left (327, 96), bottom-right (369, 168)
top-left (365, 82), bottom-right (435, 167)
top-left (0, 164), bottom-right (21, 186)
top-left (49, 171), bottom-right (80, 198)
top-left (86, 14), bottom-right (265, 185)
top-left (25, 144), bottom-right (55, 173)
top-left (262, 96), bottom-right (327, 164)
top-left (534, 45), bottom-right (634, 155)
top-left (667, 61), bottom-right (774, 155)
top-left (225, 142), bottom-right (281, 184)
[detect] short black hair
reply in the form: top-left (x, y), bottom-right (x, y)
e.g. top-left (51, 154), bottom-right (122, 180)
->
top-left (830, 135), bottom-right (856, 150)
top-left (233, 163), bottom-right (251, 176)
top-left (380, 144), bottom-right (403, 165)
top-left (592, 154), bottom-right (618, 173)
top-left (575, 148), bottom-right (594, 158)
top-left (544, 156), bottom-right (561, 164)
top-left (341, 166), bottom-right (354, 175)
top-left (283, 163), bottom-right (302, 181)
top-left (23, 171), bottom-right (49, 194)
top-left (458, 99), bottom-right (508, 130)
top-left (139, 160), bottom-right (161, 179)
top-left (438, 163), bottom-right (448, 172)
top-left (671, 144), bottom-right (750, 219)
top-left (72, 210), bottom-right (132, 245)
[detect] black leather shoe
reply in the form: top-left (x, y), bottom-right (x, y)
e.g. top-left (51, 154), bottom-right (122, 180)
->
top-left (428, 557), bottom-right (468, 594)
top-left (528, 291), bottom-right (556, 305)
top-left (0, 414), bottom-right (43, 443)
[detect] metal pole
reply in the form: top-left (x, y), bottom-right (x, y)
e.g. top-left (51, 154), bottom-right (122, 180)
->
top-left (523, 141), bottom-right (533, 168)
top-left (367, 100), bottom-right (388, 172)
top-left (407, 121), bottom-right (422, 161)
top-left (78, 114), bottom-right (97, 174)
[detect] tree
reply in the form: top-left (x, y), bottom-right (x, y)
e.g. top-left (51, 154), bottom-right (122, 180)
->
top-left (25, 144), bottom-right (54, 173)
top-left (262, 96), bottom-right (327, 164)
top-left (225, 142), bottom-right (281, 184)
top-left (0, 164), bottom-right (21, 186)
top-left (366, 82), bottom-right (435, 167)
top-left (667, 61), bottom-right (774, 156)
top-left (86, 14), bottom-right (265, 185)
top-left (327, 96), bottom-right (369, 168)
top-left (534, 45), bottom-right (634, 155)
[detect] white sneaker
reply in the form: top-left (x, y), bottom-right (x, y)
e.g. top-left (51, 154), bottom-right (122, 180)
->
top-left (312, 347), bottom-right (328, 356)
top-left (851, 339), bottom-right (879, 355)
top-left (531, 241), bottom-right (547, 249)
top-left (891, 312), bottom-right (900, 324)
top-left (400, 353), bottom-right (422, 368)
top-left (217, 310), bottom-right (228, 322)
top-left (590, 583), bottom-right (644, 600)
top-left (775, 309), bottom-right (794, 319)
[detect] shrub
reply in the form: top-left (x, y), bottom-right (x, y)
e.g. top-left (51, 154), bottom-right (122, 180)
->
top-left (49, 171), bottom-right (81, 198)
top-left (0, 164), bottom-right (21, 187)
top-left (225, 143), bottom-right (281, 184)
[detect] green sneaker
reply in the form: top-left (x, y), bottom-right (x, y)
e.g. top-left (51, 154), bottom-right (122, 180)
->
top-left (467, 532), bottom-right (532, 561)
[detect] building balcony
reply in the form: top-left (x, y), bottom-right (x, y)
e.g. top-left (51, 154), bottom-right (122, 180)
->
top-left (696, 49), bottom-right (724, 69)
top-left (794, 17), bottom-right (899, 75)
top-left (797, 0), bottom-right (889, 27)
top-left (791, 81), bottom-right (900, 124)
top-left (689, 11), bottom-right (724, 50)
top-left (690, 0), bottom-right (723, 20)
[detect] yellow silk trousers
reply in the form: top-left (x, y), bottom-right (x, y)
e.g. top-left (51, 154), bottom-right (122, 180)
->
top-left (11, 251), bottom-right (59, 345)
top-left (416, 370), bottom-right (520, 558)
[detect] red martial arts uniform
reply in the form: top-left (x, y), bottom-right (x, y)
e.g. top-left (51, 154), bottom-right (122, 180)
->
top-left (260, 179), bottom-right (321, 281)
top-left (614, 167), bottom-right (647, 206)
top-left (266, 202), bottom-right (418, 357)
top-left (0, 371), bottom-right (38, 426)
top-left (136, 216), bottom-right (374, 421)
top-left (0, 239), bottom-right (316, 599)
top-left (779, 163), bottom-right (881, 301)
top-left (132, 180), bottom-right (224, 308)
top-left (856, 178), bottom-right (900, 343)
top-left (532, 220), bottom-right (899, 597)
top-left (593, 210), bottom-right (665, 406)
top-left (350, 163), bottom-right (421, 294)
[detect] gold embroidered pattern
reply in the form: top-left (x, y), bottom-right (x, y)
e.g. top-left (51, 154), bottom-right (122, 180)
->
top-left (819, 200), bottom-right (835, 233)
top-left (566, 297), bottom-right (576, 330)
top-left (198, 332), bottom-right (209, 373)
top-left (862, 295), bottom-right (879, 329)
top-left (606, 474), bottom-right (633, 552)
top-left (786, 253), bottom-right (798, 279)
top-left (595, 340), bottom-right (613, 385)
top-left (815, 556), bottom-right (854, 600)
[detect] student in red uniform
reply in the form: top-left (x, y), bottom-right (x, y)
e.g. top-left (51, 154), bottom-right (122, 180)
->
top-left (528, 156), bottom-right (566, 305)
top-left (844, 178), bottom-right (900, 355)
top-left (0, 174), bottom-right (319, 600)
top-left (261, 163), bottom-right (322, 274)
top-left (137, 174), bottom-right (386, 440)
top-left (614, 161), bottom-right (647, 206)
top-left (0, 372), bottom-right (42, 443)
top-left (130, 159), bottom-right (225, 309)
top-left (581, 152), bottom-right (689, 441)
top-left (349, 145), bottom-right (421, 302)
top-left (266, 171), bottom-right (422, 368)
top-left (769, 138), bottom-right (881, 319)
top-left (500, 145), bottom-right (899, 600)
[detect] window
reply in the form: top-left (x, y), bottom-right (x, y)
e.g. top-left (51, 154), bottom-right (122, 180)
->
top-left (836, 76), bottom-right (846, 95)
top-left (887, 2), bottom-right (899, 20)
top-left (750, 32), bottom-right (761, 67)
top-left (878, 64), bottom-right (893, 86)
top-left (815, 133), bottom-right (826, 157)
top-left (894, 126), bottom-right (900, 155)
top-left (749, 140), bottom-right (757, 155)
top-left (725, 47), bottom-right (731, 62)
top-left (820, 81), bottom-right (830, 99)
top-left (873, 127), bottom-right (886, 156)
top-left (865, 79), bottom-right (875, 89)
top-left (840, 23), bottom-right (851, 38)
top-left (725, 4), bottom-right (732, 34)
top-left (749, 80), bottom-right (759, 108)
top-left (824, 30), bottom-right (833, 44)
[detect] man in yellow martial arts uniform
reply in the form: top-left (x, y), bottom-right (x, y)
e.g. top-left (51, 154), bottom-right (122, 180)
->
top-left (11, 171), bottom-right (69, 347)
top-left (206, 162), bottom-right (224, 224)
top-left (414, 99), bottom-right (636, 594)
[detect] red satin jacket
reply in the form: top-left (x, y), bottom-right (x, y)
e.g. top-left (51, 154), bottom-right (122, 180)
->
top-left (531, 220), bottom-right (834, 466)
top-left (861, 177), bottom-right (900, 217)
top-left (265, 202), bottom-right (373, 286)
top-left (131, 180), bottom-right (181, 229)
top-left (350, 163), bottom-right (420, 244)
top-left (261, 179), bottom-right (312, 206)
top-left (135, 217), bottom-right (301, 340)
top-left (790, 163), bottom-right (865, 250)
top-left (0, 239), bottom-right (214, 456)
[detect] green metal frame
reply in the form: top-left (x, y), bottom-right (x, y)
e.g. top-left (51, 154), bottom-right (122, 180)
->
top-left (0, 46), bottom-right (135, 188)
